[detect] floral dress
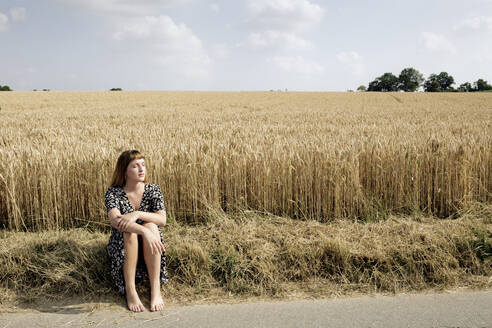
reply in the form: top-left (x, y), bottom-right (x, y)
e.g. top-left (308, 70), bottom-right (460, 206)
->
top-left (104, 183), bottom-right (170, 295)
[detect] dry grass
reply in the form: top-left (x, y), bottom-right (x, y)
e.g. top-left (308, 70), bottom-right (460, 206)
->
top-left (1, 208), bottom-right (490, 306)
top-left (0, 91), bottom-right (490, 229)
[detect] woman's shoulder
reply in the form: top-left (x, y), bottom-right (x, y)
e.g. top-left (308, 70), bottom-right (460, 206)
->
top-left (146, 183), bottom-right (162, 191)
top-left (105, 185), bottom-right (123, 195)
top-left (146, 183), bottom-right (164, 196)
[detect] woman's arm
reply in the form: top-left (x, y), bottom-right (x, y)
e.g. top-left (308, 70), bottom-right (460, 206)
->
top-left (136, 210), bottom-right (166, 227)
top-left (120, 220), bottom-right (151, 235)
top-left (108, 208), bottom-right (155, 235)
top-left (108, 208), bottom-right (124, 230)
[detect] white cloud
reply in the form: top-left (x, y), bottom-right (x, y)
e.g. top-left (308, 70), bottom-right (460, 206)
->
top-left (212, 43), bottom-right (229, 59)
top-left (420, 32), bottom-right (456, 54)
top-left (243, 30), bottom-right (313, 51)
top-left (248, 0), bottom-right (324, 32)
top-left (454, 16), bottom-right (492, 33)
top-left (210, 3), bottom-right (220, 13)
top-left (240, 0), bottom-right (322, 60)
top-left (270, 55), bottom-right (324, 75)
top-left (336, 51), bottom-right (364, 75)
top-left (10, 7), bottom-right (26, 22)
top-left (113, 15), bottom-right (210, 78)
top-left (0, 12), bottom-right (8, 32)
top-left (52, 0), bottom-right (189, 15)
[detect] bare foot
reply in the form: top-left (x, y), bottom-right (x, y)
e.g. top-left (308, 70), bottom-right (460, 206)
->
top-left (126, 289), bottom-right (145, 312)
top-left (150, 288), bottom-right (164, 312)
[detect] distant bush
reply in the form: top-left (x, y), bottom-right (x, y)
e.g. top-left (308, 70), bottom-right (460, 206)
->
top-left (110, 88), bottom-right (122, 91)
top-left (0, 85), bottom-right (12, 91)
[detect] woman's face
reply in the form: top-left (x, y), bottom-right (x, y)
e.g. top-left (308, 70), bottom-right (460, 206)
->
top-left (125, 158), bottom-right (146, 184)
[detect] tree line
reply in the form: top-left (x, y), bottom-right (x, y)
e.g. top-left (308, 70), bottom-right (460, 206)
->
top-left (2, 72), bottom-right (492, 92)
top-left (357, 68), bottom-right (492, 92)
top-left (0, 85), bottom-right (124, 91)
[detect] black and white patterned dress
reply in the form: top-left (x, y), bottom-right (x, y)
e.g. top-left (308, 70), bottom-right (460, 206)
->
top-left (104, 183), bottom-right (170, 295)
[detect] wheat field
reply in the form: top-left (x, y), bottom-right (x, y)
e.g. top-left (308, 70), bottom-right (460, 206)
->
top-left (0, 91), bottom-right (490, 230)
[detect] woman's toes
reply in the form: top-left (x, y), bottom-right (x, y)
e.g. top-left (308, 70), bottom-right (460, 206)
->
top-left (151, 301), bottom-right (163, 312)
top-left (126, 289), bottom-right (145, 312)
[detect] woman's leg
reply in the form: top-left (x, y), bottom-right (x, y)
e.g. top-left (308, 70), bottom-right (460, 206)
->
top-left (142, 223), bottom-right (164, 312)
top-left (123, 231), bottom-right (145, 312)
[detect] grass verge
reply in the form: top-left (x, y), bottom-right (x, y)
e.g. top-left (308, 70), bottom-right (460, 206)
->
top-left (1, 207), bottom-right (491, 307)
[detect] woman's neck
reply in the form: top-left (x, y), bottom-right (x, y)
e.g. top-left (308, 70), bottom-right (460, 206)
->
top-left (124, 181), bottom-right (144, 193)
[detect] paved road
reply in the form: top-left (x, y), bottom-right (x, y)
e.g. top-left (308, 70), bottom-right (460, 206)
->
top-left (1, 290), bottom-right (491, 328)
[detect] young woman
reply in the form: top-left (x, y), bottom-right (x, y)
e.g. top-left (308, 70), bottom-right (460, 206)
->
top-left (104, 149), bottom-right (169, 312)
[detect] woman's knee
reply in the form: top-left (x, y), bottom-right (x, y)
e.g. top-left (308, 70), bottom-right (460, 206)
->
top-left (123, 231), bottom-right (138, 244)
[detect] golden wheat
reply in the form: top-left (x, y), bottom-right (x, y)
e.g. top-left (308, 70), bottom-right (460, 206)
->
top-left (0, 91), bottom-right (490, 230)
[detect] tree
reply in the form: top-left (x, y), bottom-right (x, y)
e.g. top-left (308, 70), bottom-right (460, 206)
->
top-left (0, 85), bottom-right (12, 91)
top-left (367, 80), bottom-right (381, 91)
top-left (398, 67), bottom-right (424, 92)
top-left (436, 72), bottom-right (455, 91)
top-left (367, 72), bottom-right (399, 92)
top-left (357, 85), bottom-right (366, 92)
top-left (110, 87), bottom-right (123, 91)
top-left (474, 79), bottom-right (492, 91)
top-left (458, 82), bottom-right (474, 92)
top-left (424, 75), bottom-right (441, 92)
top-left (424, 72), bottom-right (455, 92)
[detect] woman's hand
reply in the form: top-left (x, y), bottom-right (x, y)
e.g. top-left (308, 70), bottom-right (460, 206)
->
top-left (116, 212), bottom-right (140, 231)
top-left (142, 227), bottom-right (166, 255)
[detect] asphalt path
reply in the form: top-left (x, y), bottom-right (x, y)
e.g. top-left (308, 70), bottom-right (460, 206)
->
top-left (1, 289), bottom-right (491, 328)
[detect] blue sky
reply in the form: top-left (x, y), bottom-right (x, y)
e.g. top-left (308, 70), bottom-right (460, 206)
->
top-left (1, 0), bottom-right (491, 91)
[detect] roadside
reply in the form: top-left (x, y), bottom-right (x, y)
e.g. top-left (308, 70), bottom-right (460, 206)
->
top-left (1, 213), bottom-right (491, 307)
top-left (1, 288), bottom-right (491, 328)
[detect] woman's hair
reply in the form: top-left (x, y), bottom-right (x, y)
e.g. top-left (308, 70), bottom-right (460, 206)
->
top-left (109, 149), bottom-right (147, 187)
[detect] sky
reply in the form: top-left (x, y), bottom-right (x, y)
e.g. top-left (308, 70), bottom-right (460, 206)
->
top-left (1, 0), bottom-right (491, 91)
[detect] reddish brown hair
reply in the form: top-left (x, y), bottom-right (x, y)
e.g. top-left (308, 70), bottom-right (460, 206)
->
top-left (109, 150), bottom-right (147, 187)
